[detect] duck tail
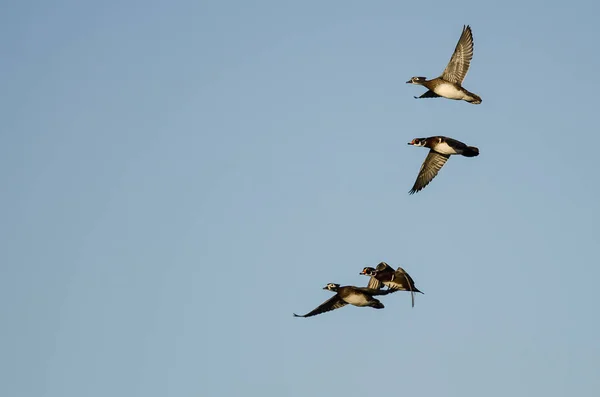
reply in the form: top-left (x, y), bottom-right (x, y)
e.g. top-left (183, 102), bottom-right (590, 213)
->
top-left (463, 146), bottom-right (479, 157)
top-left (370, 300), bottom-right (385, 309)
top-left (469, 93), bottom-right (482, 104)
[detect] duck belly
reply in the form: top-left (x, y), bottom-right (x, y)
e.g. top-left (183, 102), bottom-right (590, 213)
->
top-left (433, 142), bottom-right (459, 155)
top-left (433, 83), bottom-right (466, 100)
top-left (343, 294), bottom-right (371, 307)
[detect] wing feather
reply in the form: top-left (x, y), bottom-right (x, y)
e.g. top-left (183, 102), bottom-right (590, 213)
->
top-left (293, 295), bottom-right (348, 318)
top-left (409, 150), bottom-right (450, 194)
top-left (376, 262), bottom-right (394, 272)
top-left (367, 276), bottom-right (382, 290)
top-left (441, 25), bottom-right (474, 84)
top-left (415, 90), bottom-right (441, 99)
top-left (394, 268), bottom-right (416, 308)
top-left (385, 267), bottom-right (423, 308)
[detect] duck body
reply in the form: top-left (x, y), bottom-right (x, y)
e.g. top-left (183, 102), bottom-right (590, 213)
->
top-left (417, 136), bottom-right (479, 157)
top-left (293, 283), bottom-right (390, 318)
top-left (362, 263), bottom-right (423, 293)
top-left (407, 25), bottom-right (482, 104)
top-left (429, 80), bottom-right (481, 103)
top-left (407, 136), bottom-right (479, 194)
top-left (409, 77), bottom-right (482, 104)
top-left (360, 262), bottom-right (423, 307)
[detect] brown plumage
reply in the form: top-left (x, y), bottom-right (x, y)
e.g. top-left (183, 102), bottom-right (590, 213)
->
top-left (360, 262), bottom-right (423, 307)
top-left (408, 136), bottom-right (479, 194)
top-left (406, 25), bottom-right (482, 104)
top-left (293, 283), bottom-right (391, 318)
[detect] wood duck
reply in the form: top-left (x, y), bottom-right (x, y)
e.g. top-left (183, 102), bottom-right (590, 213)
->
top-left (408, 136), bottom-right (479, 194)
top-left (360, 262), bottom-right (423, 307)
top-left (407, 25), bottom-right (482, 104)
top-left (293, 283), bottom-right (391, 318)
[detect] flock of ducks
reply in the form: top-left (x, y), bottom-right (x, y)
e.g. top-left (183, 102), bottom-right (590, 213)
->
top-left (294, 25), bottom-right (481, 318)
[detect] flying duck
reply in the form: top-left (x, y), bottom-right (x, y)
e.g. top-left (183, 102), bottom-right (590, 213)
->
top-left (408, 136), bottom-right (479, 194)
top-left (360, 262), bottom-right (423, 307)
top-left (407, 25), bottom-right (482, 104)
top-left (293, 283), bottom-right (391, 318)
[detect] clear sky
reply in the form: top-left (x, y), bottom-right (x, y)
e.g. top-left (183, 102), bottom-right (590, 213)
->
top-left (1, 1), bottom-right (599, 396)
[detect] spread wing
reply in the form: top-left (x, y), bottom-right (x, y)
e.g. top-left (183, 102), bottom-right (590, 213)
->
top-left (414, 90), bottom-right (441, 99)
top-left (293, 295), bottom-right (348, 318)
top-left (409, 150), bottom-right (450, 194)
top-left (396, 267), bottom-right (420, 291)
top-left (366, 276), bottom-right (382, 290)
top-left (441, 25), bottom-right (474, 84)
top-left (386, 271), bottom-right (415, 292)
top-left (376, 262), bottom-right (394, 272)
top-left (391, 268), bottom-right (420, 308)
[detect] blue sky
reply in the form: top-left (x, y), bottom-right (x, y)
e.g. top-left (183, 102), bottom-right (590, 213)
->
top-left (1, 1), bottom-right (599, 396)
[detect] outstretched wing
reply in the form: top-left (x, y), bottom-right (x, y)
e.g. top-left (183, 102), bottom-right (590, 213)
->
top-left (293, 295), bottom-right (348, 318)
top-left (409, 150), bottom-right (450, 194)
top-left (396, 267), bottom-right (419, 289)
top-left (414, 90), bottom-right (441, 99)
top-left (441, 25), bottom-right (474, 84)
top-left (376, 262), bottom-right (394, 272)
top-left (392, 268), bottom-right (418, 308)
top-left (366, 276), bottom-right (382, 290)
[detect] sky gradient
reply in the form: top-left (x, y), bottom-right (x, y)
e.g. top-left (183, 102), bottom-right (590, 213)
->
top-left (1, 1), bottom-right (599, 396)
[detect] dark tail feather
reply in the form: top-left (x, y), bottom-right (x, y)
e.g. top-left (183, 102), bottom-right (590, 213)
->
top-left (463, 146), bottom-right (479, 157)
top-left (397, 272), bottom-right (416, 308)
top-left (468, 93), bottom-right (482, 104)
top-left (370, 301), bottom-right (384, 309)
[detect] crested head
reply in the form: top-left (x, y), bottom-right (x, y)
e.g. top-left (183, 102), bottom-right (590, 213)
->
top-left (406, 76), bottom-right (427, 85)
top-left (408, 138), bottom-right (427, 147)
top-left (323, 283), bottom-right (340, 291)
top-left (360, 267), bottom-right (376, 276)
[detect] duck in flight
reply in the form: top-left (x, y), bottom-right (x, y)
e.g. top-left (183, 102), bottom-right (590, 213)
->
top-left (360, 262), bottom-right (423, 308)
top-left (408, 136), bottom-right (479, 194)
top-left (407, 25), bottom-right (482, 104)
top-left (293, 283), bottom-right (391, 318)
